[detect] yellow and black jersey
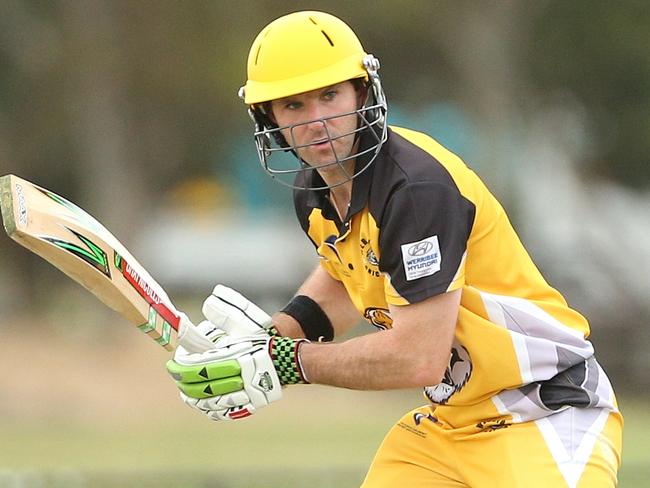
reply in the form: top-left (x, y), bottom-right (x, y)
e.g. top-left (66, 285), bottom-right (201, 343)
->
top-left (293, 126), bottom-right (618, 428)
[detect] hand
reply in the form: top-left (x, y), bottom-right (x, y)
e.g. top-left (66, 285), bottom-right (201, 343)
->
top-left (166, 285), bottom-right (309, 421)
top-left (201, 284), bottom-right (277, 338)
top-left (167, 333), bottom-right (283, 420)
top-left (172, 283), bottom-right (273, 358)
top-left (202, 285), bottom-right (309, 386)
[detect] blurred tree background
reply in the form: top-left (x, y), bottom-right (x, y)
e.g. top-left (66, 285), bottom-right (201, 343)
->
top-left (0, 0), bottom-right (648, 440)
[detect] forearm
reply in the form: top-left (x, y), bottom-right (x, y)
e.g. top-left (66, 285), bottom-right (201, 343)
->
top-left (299, 329), bottom-right (444, 390)
top-left (299, 289), bottom-right (461, 390)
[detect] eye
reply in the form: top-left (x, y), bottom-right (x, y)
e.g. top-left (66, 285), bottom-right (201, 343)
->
top-left (322, 89), bottom-right (337, 101)
top-left (285, 100), bottom-right (302, 110)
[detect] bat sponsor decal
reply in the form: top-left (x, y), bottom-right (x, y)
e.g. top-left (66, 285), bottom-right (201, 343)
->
top-left (42, 228), bottom-right (111, 277)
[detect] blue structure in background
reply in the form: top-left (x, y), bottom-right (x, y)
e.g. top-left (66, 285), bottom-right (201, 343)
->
top-left (222, 139), bottom-right (294, 211)
top-left (389, 101), bottom-right (479, 168)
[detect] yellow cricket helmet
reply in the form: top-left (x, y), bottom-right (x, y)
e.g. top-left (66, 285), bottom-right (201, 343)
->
top-left (240, 11), bottom-right (388, 190)
top-left (241, 11), bottom-right (369, 104)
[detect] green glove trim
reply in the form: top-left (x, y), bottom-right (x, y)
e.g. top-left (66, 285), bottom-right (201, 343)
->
top-left (177, 376), bottom-right (244, 399)
top-left (270, 336), bottom-right (309, 385)
top-left (166, 359), bottom-right (241, 383)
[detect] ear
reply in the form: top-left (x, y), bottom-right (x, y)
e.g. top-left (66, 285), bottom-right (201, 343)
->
top-left (354, 80), bottom-right (369, 108)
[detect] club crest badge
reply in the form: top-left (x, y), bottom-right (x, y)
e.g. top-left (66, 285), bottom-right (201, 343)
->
top-left (360, 237), bottom-right (381, 277)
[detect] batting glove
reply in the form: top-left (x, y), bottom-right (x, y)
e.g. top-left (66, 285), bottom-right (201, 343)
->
top-left (166, 286), bottom-right (309, 421)
top-left (201, 284), bottom-right (280, 338)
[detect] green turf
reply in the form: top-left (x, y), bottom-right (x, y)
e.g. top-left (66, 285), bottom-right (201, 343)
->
top-left (0, 468), bottom-right (362, 488)
top-left (0, 394), bottom-right (647, 487)
top-left (0, 387), bottom-right (401, 487)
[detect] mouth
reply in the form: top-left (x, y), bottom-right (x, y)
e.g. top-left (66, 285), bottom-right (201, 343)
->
top-left (311, 138), bottom-right (330, 147)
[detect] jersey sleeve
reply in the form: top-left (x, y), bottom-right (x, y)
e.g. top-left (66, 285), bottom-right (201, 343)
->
top-left (378, 181), bottom-right (475, 304)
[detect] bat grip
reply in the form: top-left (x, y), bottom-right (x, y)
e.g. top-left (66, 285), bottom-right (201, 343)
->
top-left (177, 317), bottom-right (216, 353)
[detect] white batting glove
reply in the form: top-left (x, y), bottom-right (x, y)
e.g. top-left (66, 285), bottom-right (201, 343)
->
top-left (168, 333), bottom-right (283, 421)
top-left (173, 284), bottom-right (273, 358)
top-left (201, 284), bottom-right (277, 337)
top-left (166, 285), bottom-right (309, 421)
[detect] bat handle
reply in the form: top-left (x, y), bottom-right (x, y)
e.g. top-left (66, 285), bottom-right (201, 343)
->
top-left (177, 316), bottom-right (216, 353)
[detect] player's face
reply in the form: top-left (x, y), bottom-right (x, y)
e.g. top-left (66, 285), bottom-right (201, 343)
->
top-left (270, 81), bottom-right (362, 172)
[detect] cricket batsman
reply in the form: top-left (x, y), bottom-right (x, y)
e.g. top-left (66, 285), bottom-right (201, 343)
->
top-left (166, 11), bottom-right (623, 487)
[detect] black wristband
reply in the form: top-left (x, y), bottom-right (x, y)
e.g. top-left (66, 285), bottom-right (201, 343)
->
top-left (280, 295), bottom-right (334, 342)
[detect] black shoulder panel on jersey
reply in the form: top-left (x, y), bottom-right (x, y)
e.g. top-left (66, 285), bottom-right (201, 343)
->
top-left (369, 130), bottom-right (476, 303)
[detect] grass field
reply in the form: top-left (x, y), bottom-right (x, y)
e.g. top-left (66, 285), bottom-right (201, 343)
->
top-left (1, 397), bottom-right (647, 487)
top-left (0, 386), bottom-right (403, 488)
top-left (0, 326), bottom-right (647, 487)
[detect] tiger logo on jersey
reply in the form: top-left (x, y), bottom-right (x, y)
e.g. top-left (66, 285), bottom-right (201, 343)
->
top-left (424, 341), bottom-right (472, 404)
top-left (360, 237), bottom-right (381, 277)
top-left (364, 307), bottom-right (393, 330)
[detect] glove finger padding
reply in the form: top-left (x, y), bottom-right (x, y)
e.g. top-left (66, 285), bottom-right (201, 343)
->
top-left (180, 391), bottom-right (255, 421)
top-left (202, 285), bottom-right (272, 336)
top-left (173, 335), bottom-right (264, 366)
top-left (193, 319), bottom-right (228, 343)
top-left (167, 334), bottom-right (283, 421)
top-left (194, 390), bottom-right (250, 410)
top-left (174, 319), bottom-right (228, 358)
top-left (179, 376), bottom-right (244, 399)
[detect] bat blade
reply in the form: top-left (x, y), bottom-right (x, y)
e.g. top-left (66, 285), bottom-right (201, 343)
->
top-left (0, 174), bottom-right (210, 352)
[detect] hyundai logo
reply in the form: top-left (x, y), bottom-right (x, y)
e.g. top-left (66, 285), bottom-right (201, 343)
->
top-left (408, 241), bottom-right (434, 256)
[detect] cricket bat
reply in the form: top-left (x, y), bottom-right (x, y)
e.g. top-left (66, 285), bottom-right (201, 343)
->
top-left (0, 174), bottom-right (214, 353)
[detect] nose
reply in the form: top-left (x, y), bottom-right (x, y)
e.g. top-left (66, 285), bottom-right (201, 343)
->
top-left (285, 99), bottom-right (331, 148)
top-left (302, 101), bottom-right (328, 131)
top-left (303, 119), bottom-right (328, 138)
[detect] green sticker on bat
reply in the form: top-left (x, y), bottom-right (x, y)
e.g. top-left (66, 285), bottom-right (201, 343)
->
top-left (138, 306), bottom-right (158, 334)
top-left (42, 228), bottom-right (110, 277)
top-left (157, 321), bottom-right (172, 347)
